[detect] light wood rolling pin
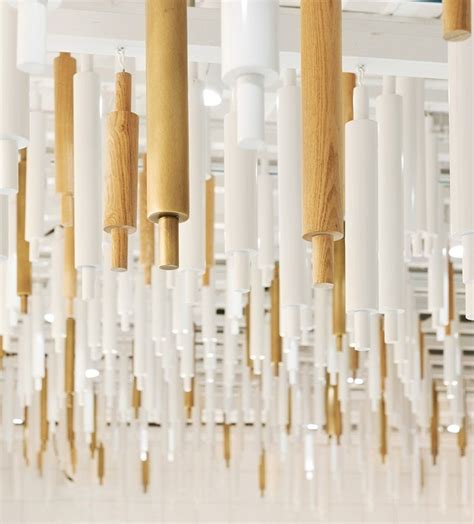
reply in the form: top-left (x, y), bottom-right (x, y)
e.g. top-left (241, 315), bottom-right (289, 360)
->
top-left (103, 72), bottom-right (139, 271)
top-left (17, 149), bottom-right (31, 314)
top-left (203, 176), bottom-right (215, 286)
top-left (443, 0), bottom-right (471, 41)
top-left (146, 0), bottom-right (189, 270)
top-left (333, 73), bottom-right (356, 351)
top-left (54, 52), bottom-right (76, 228)
top-left (139, 155), bottom-right (154, 285)
top-left (301, 0), bottom-right (343, 287)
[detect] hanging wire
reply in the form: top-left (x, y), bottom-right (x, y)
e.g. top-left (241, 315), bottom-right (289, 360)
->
top-left (357, 64), bottom-right (366, 86)
top-left (117, 46), bottom-right (126, 73)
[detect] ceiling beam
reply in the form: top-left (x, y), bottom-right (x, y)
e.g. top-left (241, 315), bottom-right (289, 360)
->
top-left (46, 7), bottom-right (448, 79)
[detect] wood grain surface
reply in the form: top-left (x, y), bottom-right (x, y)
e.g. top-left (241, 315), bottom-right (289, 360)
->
top-left (54, 52), bottom-right (76, 227)
top-left (17, 148), bottom-right (31, 313)
top-left (443, 0), bottom-right (471, 41)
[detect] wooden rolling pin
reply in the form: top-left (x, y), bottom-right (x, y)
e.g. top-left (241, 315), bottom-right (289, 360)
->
top-left (103, 72), bottom-right (139, 271)
top-left (54, 52), bottom-right (76, 227)
top-left (443, 0), bottom-right (471, 41)
top-left (333, 72), bottom-right (356, 350)
top-left (146, 0), bottom-right (189, 270)
top-left (139, 155), bottom-right (154, 285)
top-left (301, 0), bottom-right (343, 287)
top-left (17, 149), bottom-right (31, 313)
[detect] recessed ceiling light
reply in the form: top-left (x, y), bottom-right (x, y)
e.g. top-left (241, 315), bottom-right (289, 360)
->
top-left (85, 368), bottom-right (100, 379)
top-left (202, 87), bottom-right (222, 107)
top-left (449, 244), bottom-right (463, 259)
top-left (447, 423), bottom-right (461, 434)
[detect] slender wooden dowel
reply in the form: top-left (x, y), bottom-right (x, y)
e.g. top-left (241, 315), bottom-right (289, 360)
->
top-left (203, 176), bottom-right (215, 286)
top-left (65, 317), bottom-right (75, 398)
top-left (325, 380), bottom-right (342, 442)
top-left (110, 228), bottom-right (128, 272)
top-left (270, 263), bottom-right (282, 374)
top-left (97, 443), bottom-right (105, 485)
top-left (159, 216), bottom-right (179, 270)
top-left (443, 0), bottom-right (471, 41)
top-left (430, 383), bottom-right (439, 465)
top-left (132, 376), bottom-right (141, 419)
top-left (54, 52), bottom-right (76, 227)
top-left (258, 449), bottom-right (266, 497)
top-left (142, 453), bottom-right (150, 493)
top-left (380, 317), bottom-right (387, 392)
top-left (312, 235), bottom-right (334, 287)
top-left (458, 417), bottom-right (467, 457)
top-left (184, 377), bottom-right (194, 419)
top-left (301, 0), bottom-right (343, 287)
top-left (419, 318), bottom-right (425, 380)
top-left (333, 73), bottom-right (356, 349)
top-left (103, 72), bottom-right (139, 271)
top-left (223, 422), bottom-right (231, 467)
top-left (146, 0), bottom-right (189, 270)
top-left (17, 149), bottom-right (31, 313)
top-left (90, 394), bottom-right (98, 458)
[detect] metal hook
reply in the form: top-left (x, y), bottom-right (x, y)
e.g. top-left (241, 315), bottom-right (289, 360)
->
top-left (357, 64), bottom-right (365, 86)
top-left (117, 46), bottom-right (126, 73)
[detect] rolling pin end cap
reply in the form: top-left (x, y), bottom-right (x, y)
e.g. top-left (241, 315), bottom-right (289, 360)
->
top-left (159, 216), bottom-right (179, 270)
top-left (20, 295), bottom-right (28, 314)
top-left (312, 235), bottom-right (334, 288)
top-left (144, 266), bottom-right (152, 286)
top-left (111, 228), bottom-right (128, 272)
